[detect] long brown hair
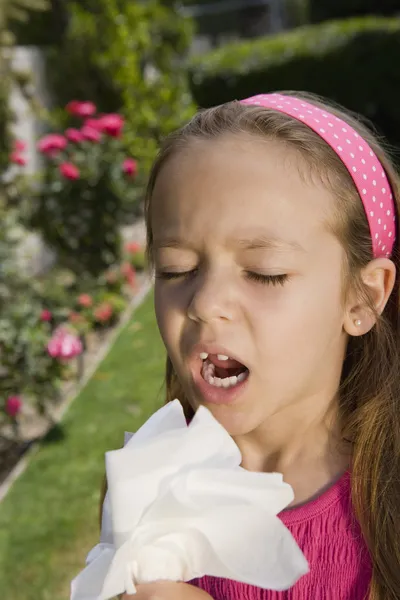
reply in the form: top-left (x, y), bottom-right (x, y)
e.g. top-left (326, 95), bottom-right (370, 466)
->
top-left (142, 92), bottom-right (400, 598)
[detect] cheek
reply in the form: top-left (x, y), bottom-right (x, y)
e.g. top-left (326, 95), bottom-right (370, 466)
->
top-left (250, 275), bottom-right (344, 359)
top-left (155, 281), bottom-right (189, 314)
top-left (154, 283), bottom-right (164, 317)
top-left (154, 284), bottom-right (170, 341)
top-left (154, 284), bottom-right (184, 352)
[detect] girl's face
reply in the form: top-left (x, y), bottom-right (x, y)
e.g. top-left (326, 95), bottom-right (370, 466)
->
top-left (152, 134), bottom-right (349, 436)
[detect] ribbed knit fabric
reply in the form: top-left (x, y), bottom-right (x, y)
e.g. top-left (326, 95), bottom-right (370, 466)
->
top-left (191, 471), bottom-right (372, 600)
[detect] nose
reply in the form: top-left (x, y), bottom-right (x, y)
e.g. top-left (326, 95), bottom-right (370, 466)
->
top-left (187, 266), bottom-right (237, 324)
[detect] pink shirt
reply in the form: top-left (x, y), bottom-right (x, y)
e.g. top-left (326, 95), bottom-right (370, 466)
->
top-left (191, 471), bottom-right (372, 600)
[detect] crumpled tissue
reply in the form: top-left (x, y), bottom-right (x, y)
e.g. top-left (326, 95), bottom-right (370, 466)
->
top-left (70, 399), bottom-right (308, 600)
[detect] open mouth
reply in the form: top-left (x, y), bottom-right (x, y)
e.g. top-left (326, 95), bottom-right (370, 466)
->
top-left (199, 352), bottom-right (249, 390)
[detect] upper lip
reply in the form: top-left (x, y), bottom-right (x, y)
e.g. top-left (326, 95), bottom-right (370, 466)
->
top-left (188, 341), bottom-right (249, 371)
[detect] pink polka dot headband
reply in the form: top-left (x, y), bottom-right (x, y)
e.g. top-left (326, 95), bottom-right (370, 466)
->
top-left (240, 93), bottom-right (396, 258)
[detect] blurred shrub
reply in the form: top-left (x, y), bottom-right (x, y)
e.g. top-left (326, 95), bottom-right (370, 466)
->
top-left (0, 1), bottom-right (66, 425)
top-left (124, 241), bottom-right (147, 272)
top-left (180, 0), bottom-right (269, 39)
top-left (0, 202), bottom-right (65, 423)
top-left (0, 0), bottom-right (50, 203)
top-left (284, 0), bottom-right (310, 27)
top-left (129, 250), bottom-right (147, 272)
top-left (2, 0), bottom-right (49, 41)
top-left (189, 17), bottom-right (400, 150)
top-left (309, 0), bottom-right (400, 23)
top-left (0, 200), bottom-right (140, 427)
top-left (8, 0), bottom-right (68, 45)
top-left (40, 0), bottom-right (195, 181)
top-left (23, 102), bottom-right (140, 278)
top-left (0, 84), bottom-right (13, 184)
top-left (0, 293), bottom-right (67, 419)
top-left (1, 2), bottom-right (149, 427)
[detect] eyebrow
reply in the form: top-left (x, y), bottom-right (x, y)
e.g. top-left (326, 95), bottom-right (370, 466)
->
top-left (236, 235), bottom-right (305, 253)
top-left (153, 235), bottom-right (304, 253)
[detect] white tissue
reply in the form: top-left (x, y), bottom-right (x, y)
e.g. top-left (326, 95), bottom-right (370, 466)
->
top-left (70, 400), bottom-right (308, 600)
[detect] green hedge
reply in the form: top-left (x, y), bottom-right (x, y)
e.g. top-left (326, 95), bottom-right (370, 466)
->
top-left (189, 17), bottom-right (400, 149)
top-left (309, 0), bottom-right (400, 24)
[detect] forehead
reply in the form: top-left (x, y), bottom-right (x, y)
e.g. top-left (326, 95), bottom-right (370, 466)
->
top-left (151, 134), bottom-right (336, 250)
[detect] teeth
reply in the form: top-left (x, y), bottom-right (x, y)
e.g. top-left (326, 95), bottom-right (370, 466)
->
top-left (206, 375), bottom-right (238, 388)
top-left (199, 352), bottom-right (209, 360)
top-left (204, 372), bottom-right (248, 388)
top-left (202, 359), bottom-right (249, 389)
top-left (217, 354), bottom-right (229, 361)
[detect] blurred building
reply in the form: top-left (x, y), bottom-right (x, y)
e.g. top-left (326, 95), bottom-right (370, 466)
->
top-left (179, 0), bottom-right (288, 53)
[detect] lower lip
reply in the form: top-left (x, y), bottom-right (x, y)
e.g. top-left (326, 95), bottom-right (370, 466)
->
top-left (193, 367), bottom-right (249, 405)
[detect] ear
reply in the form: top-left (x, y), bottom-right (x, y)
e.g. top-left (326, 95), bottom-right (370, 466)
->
top-left (344, 258), bottom-right (396, 336)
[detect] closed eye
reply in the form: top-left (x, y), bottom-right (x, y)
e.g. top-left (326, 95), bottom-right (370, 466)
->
top-left (155, 270), bottom-right (197, 280)
top-left (155, 270), bottom-right (288, 286)
top-left (245, 272), bottom-right (288, 286)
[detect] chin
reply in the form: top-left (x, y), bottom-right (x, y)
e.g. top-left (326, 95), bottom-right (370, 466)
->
top-left (195, 399), bottom-right (263, 437)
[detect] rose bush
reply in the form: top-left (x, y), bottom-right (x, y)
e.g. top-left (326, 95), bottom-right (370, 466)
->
top-left (5, 396), bottom-right (22, 419)
top-left (25, 100), bottom-right (140, 278)
top-left (1, 257), bottom-right (138, 433)
top-left (0, 293), bottom-right (67, 424)
top-left (47, 326), bottom-right (83, 360)
top-left (1, 3), bottom-right (145, 440)
top-left (41, 0), bottom-right (194, 183)
top-left (1, 187), bottom-right (141, 433)
top-left (0, 201), bottom-right (62, 428)
top-left (124, 241), bottom-right (147, 272)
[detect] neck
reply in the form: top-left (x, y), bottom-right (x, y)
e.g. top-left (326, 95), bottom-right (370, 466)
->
top-left (233, 394), bottom-right (351, 506)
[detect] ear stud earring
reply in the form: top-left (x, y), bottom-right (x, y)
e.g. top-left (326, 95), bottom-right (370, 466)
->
top-left (354, 319), bottom-right (362, 327)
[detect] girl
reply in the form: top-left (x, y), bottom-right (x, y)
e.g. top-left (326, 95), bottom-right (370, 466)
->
top-left (118, 91), bottom-right (400, 600)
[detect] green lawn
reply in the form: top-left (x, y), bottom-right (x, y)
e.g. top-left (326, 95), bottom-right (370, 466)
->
top-left (0, 290), bottom-right (167, 600)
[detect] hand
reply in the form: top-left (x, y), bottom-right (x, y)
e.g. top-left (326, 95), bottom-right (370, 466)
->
top-left (121, 581), bottom-right (213, 600)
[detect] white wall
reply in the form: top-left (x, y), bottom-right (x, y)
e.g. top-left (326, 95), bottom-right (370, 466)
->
top-left (10, 46), bottom-right (56, 276)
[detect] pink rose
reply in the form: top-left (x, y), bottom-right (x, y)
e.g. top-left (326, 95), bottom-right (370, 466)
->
top-left (69, 312), bottom-right (85, 324)
top-left (47, 338), bottom-right (59, 358)
top-left (98, 114), bottom-right (124, 137)
top-left (121, 262), bottom-right (136, 287)
top-left (66, 101), bottom-right (97, 118)
top-left (10, 151), bottom-right (27, 166)
top-left (125, 241), bottom-right (141, 254)
top-left (40, 309), bottom-right (52, 322)
top-left (5, 396), bottom-right (22, 418)
top-left (78, 293), bottom-right (93, 307)
top-left (94, 302), bottom-right (113, 323)
top-left (59, 162), bottom-right (80, 180)
top-left (37, 134), bottom-right (67, 156)
top-left (122, 158), bottom-right (138, 178)
top-left (47, 328), bottom-right (83, 359)
top-left (66, 128), bottom-right (84, 143)
top-left (81, 125), bottom-right (101, 143)
top-left (59, 333), bottom-right (83, 359)
top-left (14, 140), bottom-right (26, 151)
top-left (84, 118), bottom-right (103, 131)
